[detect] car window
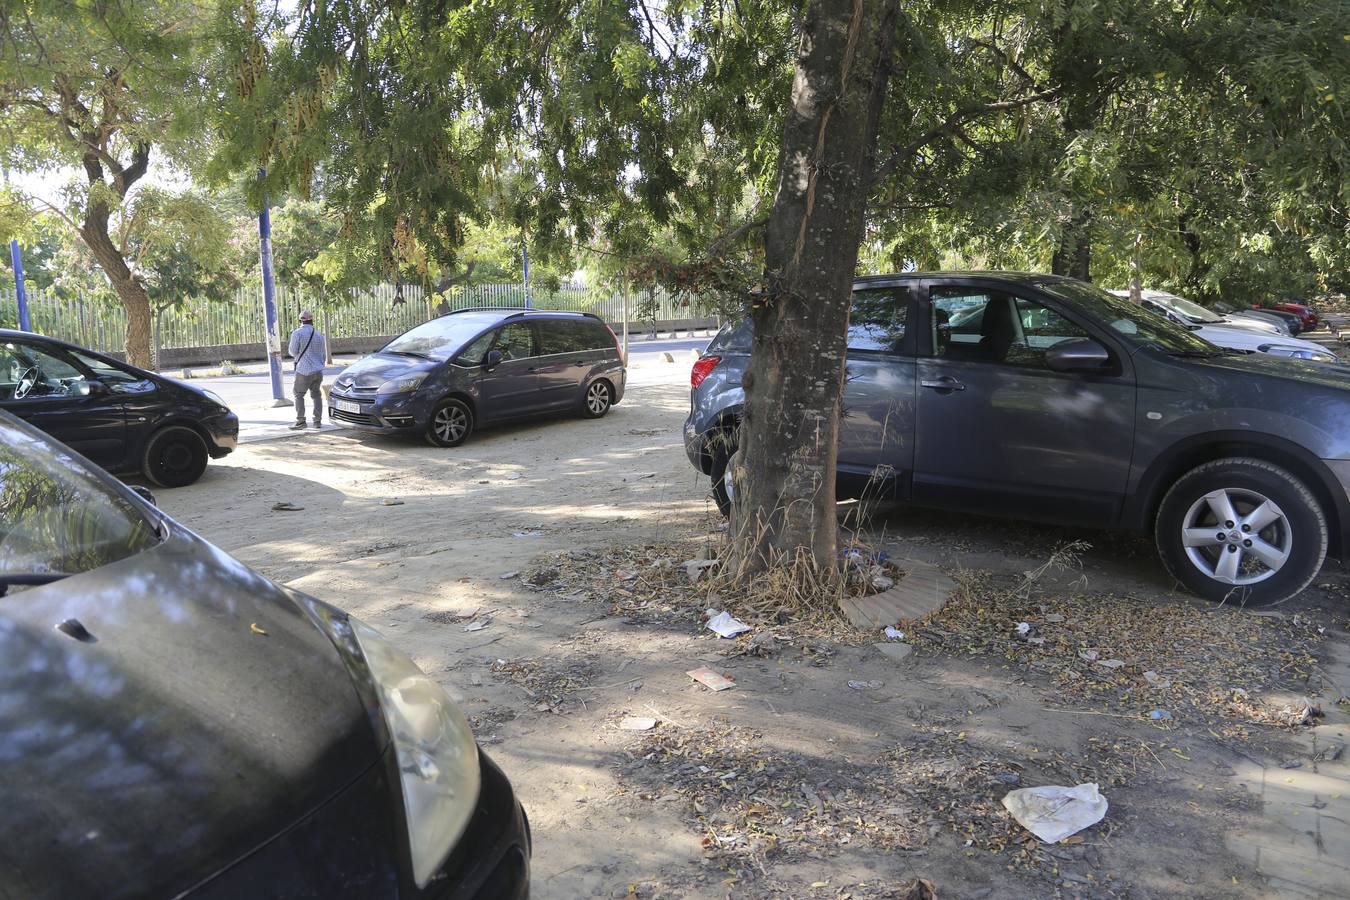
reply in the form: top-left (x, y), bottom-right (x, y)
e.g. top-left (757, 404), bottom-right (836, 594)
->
top-left (1007, 297), bottom-right (1092, 366)
top-left (383, 311), bottom-right (506, 362)
top-left (1037, 280), bottom-right (1217, 354)
top-left (708, 319), bottom-right (753, 353)
top-left (1141, 299), bottom-right (1179, 322)
top-left (848, 288), bottom-right (908, 353)
top-left (586, 320), bottom-right (616, 351)
top-left (931, 289), bottom-right (1000, 361)
top-left (538, 320), bottom-right (595, 355)
top-left (0, 342), bottom-right (88, 402)
top-left (0, 417), bottom-right (158, 586)
top-left (493, 323), bottom-right (536, 360)
top-left (930, 288), bottom-right (1091, 368)
top-left (455, 330), bottom-right (494, 366)
top-left (67, 349), bottom-right (157, 394)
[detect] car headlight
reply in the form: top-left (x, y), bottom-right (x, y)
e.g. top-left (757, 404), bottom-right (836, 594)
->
top-left (350, 618), bottom-right (480, 887)
top-left (1259, 345), bottom-right (1338, 362)
top-left (200, 389), bottom-right (230, 409)
top-left (378, 374), bottom-right (427, 394)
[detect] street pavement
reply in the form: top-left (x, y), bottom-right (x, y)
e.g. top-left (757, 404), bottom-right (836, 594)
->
top-left (173, 333), bottom-right (713, 443)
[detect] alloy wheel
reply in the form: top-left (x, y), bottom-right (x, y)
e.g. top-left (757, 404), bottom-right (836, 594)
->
top-left (1181, 488), bottom-right (1292, 585)
top-left (434, 405), bottom-right (467, 443)
top-left (587, 382), bottom-right (610, 414)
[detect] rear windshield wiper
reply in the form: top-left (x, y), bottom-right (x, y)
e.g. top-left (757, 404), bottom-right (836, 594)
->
top-left (0, 572), bottom-right (71, 597)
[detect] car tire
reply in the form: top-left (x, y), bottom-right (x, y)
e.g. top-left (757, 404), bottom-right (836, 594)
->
top-left (709, 435), bottom-right (736, 517)
top-left (1155, 457), bottom-right (1327, 605)
top-left (581, 379), bottom-right (613, 418)
top-left (142, 426), bottom-right (209, 488)
top-left (425, 398), bottom-right (474, 447)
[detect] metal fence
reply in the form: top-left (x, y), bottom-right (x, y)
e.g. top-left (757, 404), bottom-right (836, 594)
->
top-left (0, 281), bottom-right (701, 356)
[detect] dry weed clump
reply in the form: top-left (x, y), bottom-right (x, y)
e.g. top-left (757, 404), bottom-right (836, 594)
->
top-left (909, 546), bottom-right (1327, 732)
top-left (527, 533), bottom-right (902, 637)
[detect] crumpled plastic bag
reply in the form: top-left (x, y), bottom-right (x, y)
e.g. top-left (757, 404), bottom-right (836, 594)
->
top-left (1001, 782), bottom-right (1108, 843)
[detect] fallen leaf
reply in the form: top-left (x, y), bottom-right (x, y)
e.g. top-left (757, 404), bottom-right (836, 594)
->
top-left (250, 622), bottom-right (268, 636)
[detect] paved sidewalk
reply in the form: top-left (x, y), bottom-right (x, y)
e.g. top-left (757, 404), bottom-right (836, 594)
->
top-left (1228, 627), bottom-right (1350, 898)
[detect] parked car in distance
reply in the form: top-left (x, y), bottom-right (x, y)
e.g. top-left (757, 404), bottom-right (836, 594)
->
top-left (1211, 299), bottom-right (1300, 335)
top-left (1257, 299), bottom-right (1319, 330)
top-left (0, 410), bottom-right (530, 899)
top-left (1124, 289), bottom-right (1286, 335)
top-left (1112, 291), bottom-right (1339, 362)
top-left (330, 308), bottom-right (626, 446)
top-left (0, 329), bottom-right (237, 487)
top-left (686, 272), bottom-right (1350, 605)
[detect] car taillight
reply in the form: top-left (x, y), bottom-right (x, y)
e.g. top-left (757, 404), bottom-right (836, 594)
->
top-left (691, 355), bottom-right (722, 388)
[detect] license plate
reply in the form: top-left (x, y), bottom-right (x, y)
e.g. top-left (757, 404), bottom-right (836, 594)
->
top-left (335, 399), bottom-right (361, 414)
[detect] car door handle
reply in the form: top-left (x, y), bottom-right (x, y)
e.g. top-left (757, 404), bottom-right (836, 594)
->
top-left (920, 377), bottom-right (965, 392)
top-left (574, 360), bottom-right (588, 367)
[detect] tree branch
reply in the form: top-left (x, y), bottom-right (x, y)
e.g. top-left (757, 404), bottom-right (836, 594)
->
top-left (874, 86), bottom-right (1061, 183)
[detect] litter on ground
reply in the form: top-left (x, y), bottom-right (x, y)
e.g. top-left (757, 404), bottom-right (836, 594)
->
top-left (1001, 782), bottom-right (1109, 844)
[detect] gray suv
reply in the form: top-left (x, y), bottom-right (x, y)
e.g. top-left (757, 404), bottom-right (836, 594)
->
top-left (685, 273), bottom-right (1350, 604)
top-left (331, 308), bottom-right (626, 446)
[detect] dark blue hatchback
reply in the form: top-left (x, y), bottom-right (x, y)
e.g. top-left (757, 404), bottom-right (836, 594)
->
top-left (329, 308), bottom-right (626, 446)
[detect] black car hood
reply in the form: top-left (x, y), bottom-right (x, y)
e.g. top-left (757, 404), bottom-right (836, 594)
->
top-left (0, 526), bottom-right (383, 900)
top-left (335, 352), bottom-right (438, 390)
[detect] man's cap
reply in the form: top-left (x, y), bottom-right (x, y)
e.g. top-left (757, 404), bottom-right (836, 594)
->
top-left (299, 310), bottom-right (314, 321)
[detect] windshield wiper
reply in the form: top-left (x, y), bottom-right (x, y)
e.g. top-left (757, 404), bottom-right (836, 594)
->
top-left (388, 349), bottom-right (433, 359)
top-left (1165, 348), bottom-right (1224, 358)
top-left (0, 572), bottom-right (71, 597)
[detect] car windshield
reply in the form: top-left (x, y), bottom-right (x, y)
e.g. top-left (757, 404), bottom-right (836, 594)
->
top-left (1162, 294), bottom-right (1225, 324)
top-left (381, 312), bottom-right (505, 362)
top-left (1039, 280), bottom-right (1220, 355)
top-left (0, 416), bottom-right (158, 592)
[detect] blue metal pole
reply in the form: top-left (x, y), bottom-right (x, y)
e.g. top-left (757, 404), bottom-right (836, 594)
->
top-left (521, 243), bottom-right (531, 309)
top-left (257, 170), bottom-right (287, 405)
top-left (9, 240), bottom-right (31, 331)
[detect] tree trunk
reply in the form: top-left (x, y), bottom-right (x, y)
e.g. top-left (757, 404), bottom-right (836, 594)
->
top-left (1128, 231), bottom-right (1144, 304)
top-left (1051, 208), bottom-right (1092, 281)
top-left (731, 0), bottom-right (899, 577)
top-left (79, 199), bottom-right (154, 368)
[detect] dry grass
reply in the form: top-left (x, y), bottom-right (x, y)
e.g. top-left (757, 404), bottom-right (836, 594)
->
top-left (907, 551), bottom-right (1328, 733)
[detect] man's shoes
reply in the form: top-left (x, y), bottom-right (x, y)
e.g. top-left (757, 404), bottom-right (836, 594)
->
top-left (289, 422), bottom-right (306, 430)
top-left (310, 420), bottom-right (322, 428)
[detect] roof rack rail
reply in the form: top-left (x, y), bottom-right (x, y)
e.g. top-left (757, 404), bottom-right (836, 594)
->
top-left (435, 306), bottom-right (605, 321)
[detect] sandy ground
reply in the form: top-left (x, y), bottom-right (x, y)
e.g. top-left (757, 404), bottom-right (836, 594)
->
top-left (157, 365), bottom-right (1350, 899)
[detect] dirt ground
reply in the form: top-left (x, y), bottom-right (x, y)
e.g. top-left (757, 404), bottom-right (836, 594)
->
top-left (159, 365), bottom-right (1350, 899)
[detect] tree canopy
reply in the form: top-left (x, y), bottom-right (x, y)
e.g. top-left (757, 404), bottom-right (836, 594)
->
top-left (0, 0), bottom-right (228, 365)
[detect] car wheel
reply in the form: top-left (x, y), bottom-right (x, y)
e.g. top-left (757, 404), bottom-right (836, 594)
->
top-left (425, 398), bottom-right (473, 447)
top-left (709, 436), bottom-right (736, 517)
top-left (142, 426), bottom-right (209, 488)
top-left (1155, 457), bottom-right (1327, 605)
top-left (582, 379), bottom-right (612, 418)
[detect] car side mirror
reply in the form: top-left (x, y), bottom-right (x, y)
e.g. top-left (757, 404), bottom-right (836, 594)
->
top-left (129, 484), bottom-right (158, 506)
top-left (76, 379), bottom-right (109, 397)
top-left (1045, 338), bottom-right (1111, 373)
top-left (483, 349), bottom-right (504, 370)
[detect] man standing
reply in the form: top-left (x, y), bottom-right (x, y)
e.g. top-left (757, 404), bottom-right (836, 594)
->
top-left (287, 310), bottom-right (328, 429)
